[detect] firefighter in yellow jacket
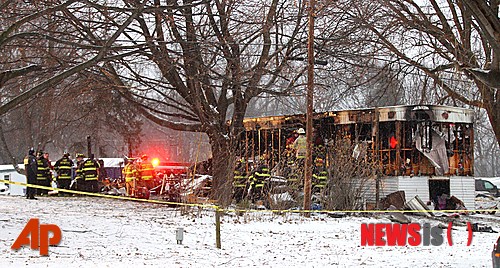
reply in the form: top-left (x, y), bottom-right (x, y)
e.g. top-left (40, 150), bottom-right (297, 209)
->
top-left (54, 152), bottom-right (74, 195)
top-left (249, 161), bottom-right (271, 203)
top-left (233, 158), bottom-right (249, 202)
top-left (312, 157), bottom-right (328, 194)
top-left (81, 154), bottom-right (100, 193)
top-left (293, 128), bottom-right (307, 160)
top-left (36, 150), bottom-right (50, 196)
top-left (123, 158), bottom-right (139, 196)
top-left (73, 153), bottom-right (85, 191)
top-left (139, 154), bottom-right (156, 190)
top-left (290, 128), bottom-right (307, 191)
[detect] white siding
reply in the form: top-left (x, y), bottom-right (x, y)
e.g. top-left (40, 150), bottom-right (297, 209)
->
top-left (359, 175), bottom-right (476, 211)
top-left (362, 177), bottom-right (399, 204)
top-left (379, 177), bottom-right (399, 198)
top-left (397, 176), bottom-right (430, 204)
top-left (449, 176), bottom-right (475, 210)
top-left (0, 169), bottom-right (26, 196)
top-left (378, 107), bottom-right (407, 121)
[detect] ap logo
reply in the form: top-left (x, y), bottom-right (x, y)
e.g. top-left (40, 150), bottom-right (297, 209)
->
top-left (11, 218), bottom-right (62, 256)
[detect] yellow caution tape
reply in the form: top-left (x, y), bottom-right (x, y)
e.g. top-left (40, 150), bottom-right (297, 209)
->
top-left (0, 179), bottom-right (217, 209)
top-left (1, 179), bottom-right (498, 215)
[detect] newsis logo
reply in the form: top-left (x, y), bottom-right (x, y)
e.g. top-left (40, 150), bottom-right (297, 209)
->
top-left (360, 222), bottom-right (473, 246)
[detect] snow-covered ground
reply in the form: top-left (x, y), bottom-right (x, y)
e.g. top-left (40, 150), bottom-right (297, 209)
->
top-left (0, 195), bottom-right (499, 267)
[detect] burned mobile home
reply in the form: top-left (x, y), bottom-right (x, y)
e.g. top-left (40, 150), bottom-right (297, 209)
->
top-left (239, 104), bottom-right (475, 209)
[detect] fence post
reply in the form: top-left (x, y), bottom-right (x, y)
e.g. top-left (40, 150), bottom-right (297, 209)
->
top-left (215, 207), bottom-right (221, 249)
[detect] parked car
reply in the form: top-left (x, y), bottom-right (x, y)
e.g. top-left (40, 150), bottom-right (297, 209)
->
top-left (493, 236), bottom-right (500, 268)
top-left (476, 179), bottom-right (500, 197)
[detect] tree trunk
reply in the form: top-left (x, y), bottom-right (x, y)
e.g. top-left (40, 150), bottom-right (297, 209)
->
top-left (208, 131), bottom-right (235, 207)
top-left (488, 101), bottom-right (500, 147)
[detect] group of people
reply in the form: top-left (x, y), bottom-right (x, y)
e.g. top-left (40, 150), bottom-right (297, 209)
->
top-left (24, 148), bottom-right (158, 199)
top-left (232, 127), bottom-right (329, 204)
top-left (23, 148), bottom-right (103, 199)
top-left (232, 158), bottom-right (271, 203)
top-left (284, 128), bottom-right (328, 193)
top-left (122, 154), bottom-right (156, 197)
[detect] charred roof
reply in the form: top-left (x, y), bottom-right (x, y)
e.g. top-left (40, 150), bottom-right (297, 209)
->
top-left (242, 105), bottom-right (474, 130)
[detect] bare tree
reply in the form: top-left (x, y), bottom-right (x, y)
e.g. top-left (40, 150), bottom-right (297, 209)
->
top-left (0, 1), bottom-right (148, 163)
top-left (64, 0), bottom-right (311, 205)
top-left (93, 0), bottom-right (388, 205)
top-left (350, 0), bottom-right (500, 147)
top-left (321, 139), bottom-right (380, 210)
top-left (474, 109), bottom-right (500, 175)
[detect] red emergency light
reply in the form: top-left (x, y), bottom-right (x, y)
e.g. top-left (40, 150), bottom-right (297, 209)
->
top-left (390, 136), bottom-right (398, 149)
top-left (151, 158), bottom-right (160, 167)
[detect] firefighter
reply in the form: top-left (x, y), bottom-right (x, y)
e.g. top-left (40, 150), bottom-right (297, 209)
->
top-left (285, 130), bottom-right (299, 159)
top-left (98, 159), bottom-right (107, 181)
top-left (248, 161), bottom-right (271, 203)
top-left (313, 129), bottom-right (326, 164)
top-left (54, 152), bottom-right (74, 195)
top-left (139, 154), bottom-right (155, 190)
top-left (233, 158), bottom-right (248, 203)
top-left (73, 153), bottom-right (85, 191)
top-left (44, 152), bottom-right (54, 188)
top-left (293, 128), bottom-right (307, 160)
top-left (24, 148), bottom-right (37, 200)
top-left (44, 151), bottom-right (55, 190)
top-left (312, 157), bottom-right (328, 194)
top-left (43, 151), bottom-right (54, 173)
top-left (288, 128), bottom-right (307, 191)
top-left (36, 150), bottom-right (50, 196)
top-left (123, 158), bottom-right (139, 197)
top-left (81, 154), bottom-right (100, 193)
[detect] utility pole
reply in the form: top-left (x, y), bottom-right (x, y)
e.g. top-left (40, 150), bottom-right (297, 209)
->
top-left (303, 0), bottom-right (315, 216)
top-left (87, 135), bottom-right (92, 157)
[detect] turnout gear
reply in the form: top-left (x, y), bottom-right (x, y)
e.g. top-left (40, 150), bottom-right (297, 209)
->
top-left (139, 155), bottom-right (155, 190)
top-left (290, 128), bottom-right (307, 195)
top-left (312, 170), bottom-right (328, 193)
top-left (123, 160), bottom-right (139, 182)
top-left (285, 130), bottom-right (300, 171)
top-left (36, 152), bottom-right (51, 195)
top-left (285, 130), bottom-right (299, 157)
top-left (312, 157), bottom-right (328, 193)
top-left (81, 154), bottom-right (100, 193)
top-left (293, 132), bottom-right (307, 159)
top-left (249, 163), bottom-right (271, 202)
top-left (54, 154), bottom-right (74, 192)
top-left (36, 157), bottom-right (49, 181)
top-left (82, 159), bottom-right (99, 180)
top-left (312, 158), bottom-right (328, 194)
top-left (123, 159), bottom-right (139, 196)
top-left (73, 153), bottom-right (85, 191)
top-left (233, 159), bottom-right (249, 202)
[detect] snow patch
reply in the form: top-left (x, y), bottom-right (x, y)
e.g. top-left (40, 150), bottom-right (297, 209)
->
top-left (0, 196), bottom-right (497, 267)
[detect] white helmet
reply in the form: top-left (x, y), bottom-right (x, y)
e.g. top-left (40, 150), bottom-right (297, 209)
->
top-left (297, 128), bottom-right (305, 134)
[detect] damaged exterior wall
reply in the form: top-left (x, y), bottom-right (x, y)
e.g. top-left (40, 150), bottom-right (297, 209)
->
top-left (241, 105), bottom-right (474, 177)
top-left (241, 104), bottom-right (475, 209)
top-left (448, 176), bottom-right (476, 210)
top-left (362, 176), bottom-right (475, 210)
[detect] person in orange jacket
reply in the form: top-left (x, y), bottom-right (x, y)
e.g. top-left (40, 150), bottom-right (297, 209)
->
top-left (123, 158), bottom-right (139, 196)
top-left (139, 154), bottom-right (156, 190)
